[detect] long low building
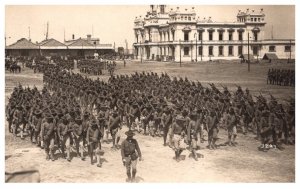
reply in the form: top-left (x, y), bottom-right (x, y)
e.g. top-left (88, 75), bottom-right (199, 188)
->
top-left (133, 5), bottom-right (295, 62)
top-left (5, 34), bottom-right (114, 57)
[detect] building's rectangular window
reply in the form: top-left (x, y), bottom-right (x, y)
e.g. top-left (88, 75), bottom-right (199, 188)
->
top-left (258, 18), bottom-right (261, 22)
top-left (184, 47), bottom-right (189, 56)
top-left (219, 46), bottom-right (223, 56)
top-left (219, 33), bottom-right (223, 41)
top-left (229, 33), bottom-right (233, 41)
top-left (251, 18), bottom-right (253, 21)
top-left (198, 46), bottom-right (203, 56)
top-left (198, 32), bottom-right (203, 40)
top-left (253, 46), bottom-right (258, 56)
top-left (209, 32), bottom-right (213, 41)
top-left (285, 46), bottom-right (291, 52)
top-left (188, 16), bottom-right (191, 21)
top-left (238, 45), bottom-right (243, 55)
top-left (229, 46), bottom-right (233, 56)
top-left (254, 18), bottom-right (257, 22)
top-left (269, 46), bottom-right (276, 52)
top-left (209, 46), bottom-right (213, 56)
top-left (239, 32), bottom-right (243, 41)
top-left (184, 32), bottom-right (189, 41)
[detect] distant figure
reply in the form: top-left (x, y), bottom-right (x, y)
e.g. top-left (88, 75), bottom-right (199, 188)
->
top-left (124, 59), bottom-right (126, 67)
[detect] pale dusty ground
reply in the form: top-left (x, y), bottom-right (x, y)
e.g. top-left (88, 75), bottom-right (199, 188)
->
top-left (5, 61), bottom-right (295, 182)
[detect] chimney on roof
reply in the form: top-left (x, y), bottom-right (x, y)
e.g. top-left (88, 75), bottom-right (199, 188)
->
top-left (72, 34), bottom-right (75, 40)
top-left (87, 34), bottom-right (92, 44)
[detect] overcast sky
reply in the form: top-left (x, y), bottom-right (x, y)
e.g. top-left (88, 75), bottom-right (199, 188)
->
top-left (5, 5), bottom-right (295, 48)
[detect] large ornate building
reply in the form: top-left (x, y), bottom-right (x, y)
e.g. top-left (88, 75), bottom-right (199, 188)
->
top-left (133, 5), bottom-right (295, 62)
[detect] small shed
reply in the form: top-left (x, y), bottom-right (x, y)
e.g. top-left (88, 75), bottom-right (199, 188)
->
top-left (262, 53), bottom-right (278, 62)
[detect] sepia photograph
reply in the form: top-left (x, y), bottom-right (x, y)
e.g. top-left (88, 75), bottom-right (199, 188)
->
top-left (3, 1), bottom-right (296, 184)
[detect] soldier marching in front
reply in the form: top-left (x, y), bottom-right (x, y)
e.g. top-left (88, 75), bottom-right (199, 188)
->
top-left (121, 130), bottom-right (142, 182)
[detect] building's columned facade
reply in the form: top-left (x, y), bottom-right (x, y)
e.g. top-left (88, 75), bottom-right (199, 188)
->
top-left (133, 5), bottom-right (295, 62)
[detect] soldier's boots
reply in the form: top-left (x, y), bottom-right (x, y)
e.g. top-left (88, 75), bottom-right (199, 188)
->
top-left (126, 172), bottom-right (132, 182)
top-left (20, 131), bottom-right (24, 140)
top-left (192, 150), bottom-right (198, 161)
top-left (40, 141), bottom-right (44, 149)
top-left (132, 169), bottom-right (137, 182)
top-left (50, 150), bottom-right (55, 161)
top-left (46, 153), bottom-right (50, 161)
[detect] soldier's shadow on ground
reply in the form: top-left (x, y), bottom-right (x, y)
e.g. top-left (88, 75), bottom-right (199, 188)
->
top-left (135, 176), bottom-right (144, 183)
top-left (188, 153), bottom-right (204, 159)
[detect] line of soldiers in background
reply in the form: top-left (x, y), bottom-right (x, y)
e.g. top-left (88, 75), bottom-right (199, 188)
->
top-left (6, 64), bottom-right (295, 164)
top-left (267, 68), bottom-right (295, 87)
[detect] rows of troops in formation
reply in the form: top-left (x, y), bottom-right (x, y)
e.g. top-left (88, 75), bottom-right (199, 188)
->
top-left (6, 57), bottom-right (295, 167)
top-left (267, 68), bottom-right (295, 87)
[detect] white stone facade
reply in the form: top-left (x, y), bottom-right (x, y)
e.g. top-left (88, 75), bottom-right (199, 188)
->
top-left (133, 5), bottom-right (295, 62)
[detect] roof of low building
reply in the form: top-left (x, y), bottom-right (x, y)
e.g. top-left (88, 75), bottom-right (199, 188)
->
top-left (6, 38), bottom-right (39, 49)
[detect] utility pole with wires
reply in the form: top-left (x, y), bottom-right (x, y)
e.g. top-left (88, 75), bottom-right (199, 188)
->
top-left (28, 26), bottom-right (31, 41)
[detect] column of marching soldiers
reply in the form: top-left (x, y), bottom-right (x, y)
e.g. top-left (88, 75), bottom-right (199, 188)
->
top-left (267, 68), bottom-right (295, 86)
top-left (6, 59), bottom-right (295, 168)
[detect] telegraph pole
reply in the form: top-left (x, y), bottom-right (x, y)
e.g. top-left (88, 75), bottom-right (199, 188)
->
top-left (179, 39), bottom-right (181, 67)
top-left (247, 32), bottom-right (250, 72)
top-left (194, 32), bottom-right (197, 62)
top-left (140, 41), bottom-right (142, 63)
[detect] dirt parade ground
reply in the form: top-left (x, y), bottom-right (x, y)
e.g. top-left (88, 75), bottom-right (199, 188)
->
top-left (5, 60), bottom-right (295, 183)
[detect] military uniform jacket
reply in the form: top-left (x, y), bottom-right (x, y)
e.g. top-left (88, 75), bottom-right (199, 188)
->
top-left (13, 109), bottom-right (22, 122)
top-left (227, 114), bottom-right (237, 129)
top-left (206, 115), bottom-right (217, 131)
top-left (187, 120), bottom-right (198, 141)
top-left (32, 115), bottom-right (42, 131)
top-left (72, 123), bottom-right (83, 137)
top-left (171, 122), bottom-right (184, 135)
top-left (86, 126), bottom-right (101, 143)
top-left (121, 138), bottom-right (141, 160)
top-left (41, 122), bottom-right (54, 140)
top-left (57, 123), bottom-right (69, 138)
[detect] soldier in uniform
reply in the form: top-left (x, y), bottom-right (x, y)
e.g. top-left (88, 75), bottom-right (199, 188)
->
top-left (71, 117), bottom-right (85, 160)
top-left (206, 110), bottom-right (219, 150)
top-left (259, 110), bottom-right (272, 152)
top-left (57, 116), bottom-right (71, 161)
top-left (187, 111), bottom-right (199, 161)
top-left (87, 120), bottom-right (104, 167)
top-left (161, 106), bottom-right (172, 146)
top-left (41, 115), bottom-right (55, 161)
top-left (170, 114), bottom-right (187, 162)
top-left (12, 104), bottom-right (23, 137)
top-left (108, 110), bottom-right (122, 149)
top-left (121, 130), bottom-right (142, 183)
top-left (30, 109), bottom-right (43, 145)
top-left (6, 101), bottom-right (16, 133)
top-left (226, 108), bottom-right (237, 146)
